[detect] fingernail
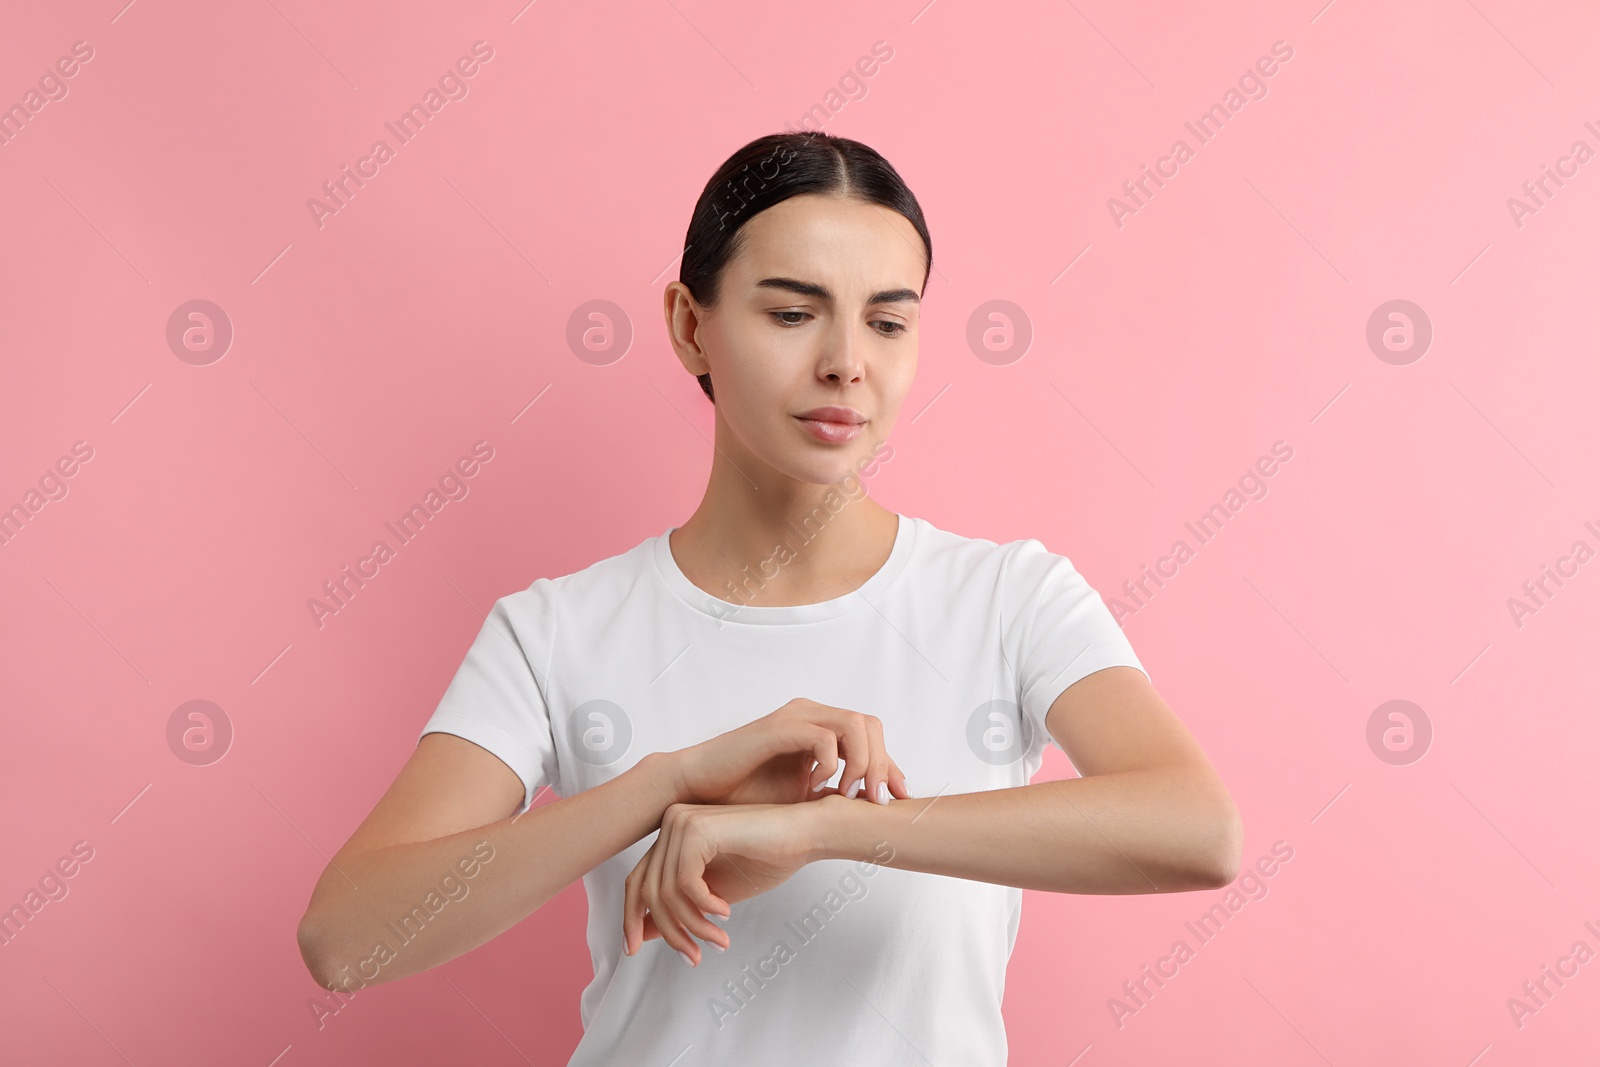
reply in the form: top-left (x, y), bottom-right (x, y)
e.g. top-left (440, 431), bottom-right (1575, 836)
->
top-left (904, 780), bottom-right (915, 798)
top-left (678, 948), bottom-right (695, 967)
top-left (876, 782), bottom-right (890, 805)
top-left (845, 778), bottom-right (863, 799)
top-left (710, 940), bottom-right (725, 952)
top-left (812, 778), bottom-right (825, 792)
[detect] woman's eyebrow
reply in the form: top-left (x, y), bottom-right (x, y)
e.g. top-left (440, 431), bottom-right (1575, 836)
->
top-left (755, 277), bottom-right (920, 306)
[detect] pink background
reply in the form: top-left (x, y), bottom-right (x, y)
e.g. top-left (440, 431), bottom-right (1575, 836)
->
top-left (3, 0), bottom-right (1598, 1063)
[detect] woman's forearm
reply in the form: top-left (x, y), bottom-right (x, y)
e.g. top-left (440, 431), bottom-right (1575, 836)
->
top-left (297, 751), bottom-right (683, 991)
top-left (810, 766), bottom-right (1243, 895)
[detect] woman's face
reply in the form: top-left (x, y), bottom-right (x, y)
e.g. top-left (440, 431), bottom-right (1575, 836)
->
top-left (666, 192), bottom-right (925, 487)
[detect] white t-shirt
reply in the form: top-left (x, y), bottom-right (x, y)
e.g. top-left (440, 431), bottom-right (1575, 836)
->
top-left (418, 512), bottom-right (1146, 1066)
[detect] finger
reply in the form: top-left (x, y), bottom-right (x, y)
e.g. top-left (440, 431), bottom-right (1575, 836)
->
top-left (886, 756), bottom-right (913, 799)
top-left (861, 714), bottom-right (891, 805)
top-left (646, 810), bottom-right (707, 965)
top-left (623, 847), bottom-right (654, 956)
top-left (834, 709), bottom-right (871, 800)
top-left (782, 703), bottom-right (857, 795)
top-left (640, 906), bottom-right (699, 946)
top-left (674, 821), bottom-right (733, 939)
top-left (641, 900), bottom-right (698, 955)
top-left (639, 820), bottom-right (680, 955)
top-left (803, 724), bottom-right (840, 793)
top-left (661, 813), bottom-right (730, 952)
top-left (634, 840), bottom-right (672, 957)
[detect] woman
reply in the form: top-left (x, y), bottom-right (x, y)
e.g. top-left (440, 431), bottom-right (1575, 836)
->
top-left (295, 131), bottom-right (1242, 1065)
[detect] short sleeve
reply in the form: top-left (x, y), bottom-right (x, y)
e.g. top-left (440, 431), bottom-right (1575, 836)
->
top-left (1000, 538), bottom-right (1148, 757)
top-left (417, 581), bottom-right (562, 813)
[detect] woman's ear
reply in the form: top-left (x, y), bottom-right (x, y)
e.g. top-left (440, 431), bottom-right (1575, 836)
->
top-left (662, 281), bottom-right (712, 381)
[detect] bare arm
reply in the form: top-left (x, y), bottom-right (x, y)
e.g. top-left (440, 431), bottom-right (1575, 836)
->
top-left (295, 734), bottom-right (683, 992)
top-left (815, 666), bottom-right (1243, 892)
top-left (295, 698), bottom-right (908, 991)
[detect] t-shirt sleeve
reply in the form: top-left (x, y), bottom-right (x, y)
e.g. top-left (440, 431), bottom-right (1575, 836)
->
top-left (417, 581), bottom-right (562, 814)
top-left (1000, 538), bottom-right (1148, 758)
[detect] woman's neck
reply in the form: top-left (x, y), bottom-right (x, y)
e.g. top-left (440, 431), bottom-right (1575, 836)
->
top-left (668, 494), bottom-right (898, 608)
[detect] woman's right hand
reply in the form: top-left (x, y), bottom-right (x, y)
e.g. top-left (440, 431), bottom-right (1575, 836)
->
top-left (664, 698), bottom-right (913, 809)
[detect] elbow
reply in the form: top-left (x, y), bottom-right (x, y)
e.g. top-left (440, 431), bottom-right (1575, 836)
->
top-left (298, 912), bottom-right (397, 993)
top-left (297, 916), bottom-right (330, 987)
top-left (1193, 798), bottom-right (1244, 889)
top-left (297, 913), bottom-right (342, 991)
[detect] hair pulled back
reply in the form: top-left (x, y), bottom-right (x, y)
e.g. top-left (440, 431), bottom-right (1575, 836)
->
top-left (678, 131), bottom-right (932, 403)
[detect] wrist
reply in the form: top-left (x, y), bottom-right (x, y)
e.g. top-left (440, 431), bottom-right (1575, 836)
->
top-left (635, 750), bottom-right (691, 809)
top-left (804, 792), bottom-right (880, 864)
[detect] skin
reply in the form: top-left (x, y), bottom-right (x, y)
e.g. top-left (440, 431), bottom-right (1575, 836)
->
top-left (631, 192), bottom-right (1243, 961)
top-left (295, 190), bottom-right (1242, 993)
top-left (660, 191), bottom-right (923, 608)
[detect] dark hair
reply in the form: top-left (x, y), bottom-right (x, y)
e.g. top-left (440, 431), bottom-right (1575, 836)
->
top-left (678, 131), bottom-right (933, 403)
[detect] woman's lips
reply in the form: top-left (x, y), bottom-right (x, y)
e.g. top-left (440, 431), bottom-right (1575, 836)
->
top-left (795, 416), bottom-right (864, 443)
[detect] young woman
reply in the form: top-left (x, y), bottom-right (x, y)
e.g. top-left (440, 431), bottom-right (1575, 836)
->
top-left (296, 131), bottom-right (1242, 1065)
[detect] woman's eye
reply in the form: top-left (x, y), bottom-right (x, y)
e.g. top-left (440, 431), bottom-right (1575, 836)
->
top-left (768, 311), bottom-right (907, 335)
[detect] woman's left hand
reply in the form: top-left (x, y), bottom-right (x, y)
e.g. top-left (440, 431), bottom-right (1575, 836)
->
top-left (622, 800), bottom-right (829, 964)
